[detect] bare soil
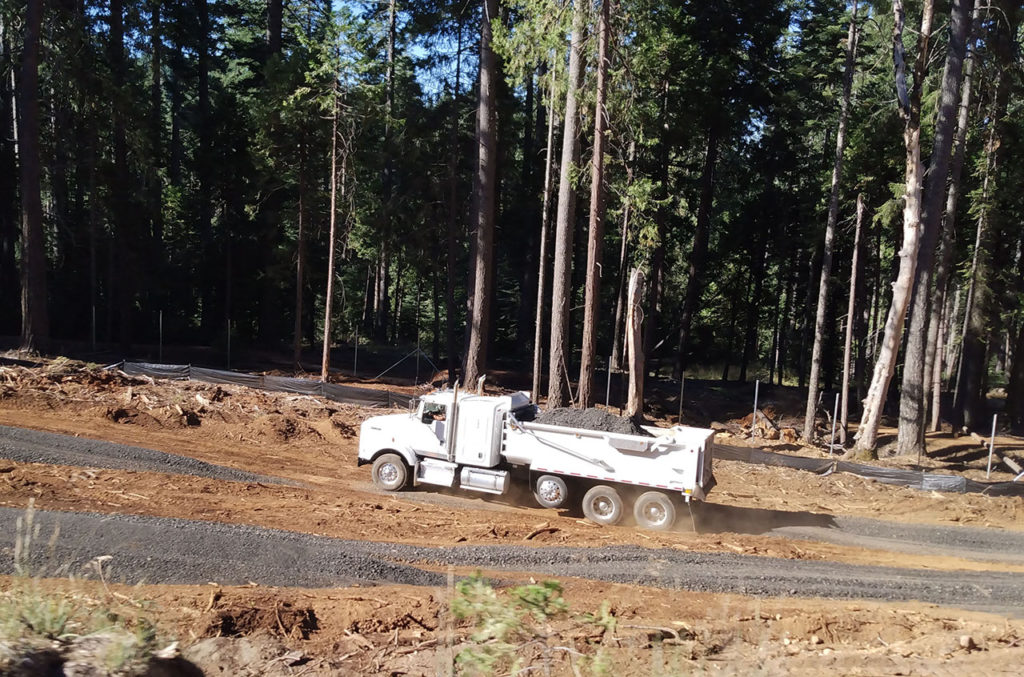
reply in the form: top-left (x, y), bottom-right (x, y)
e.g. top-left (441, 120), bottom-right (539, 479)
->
top-left (1, 359), bottom-right (1023, 675)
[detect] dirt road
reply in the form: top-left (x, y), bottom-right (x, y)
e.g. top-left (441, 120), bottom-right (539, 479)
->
top-left (3, 423), bottom-right (1022, 567)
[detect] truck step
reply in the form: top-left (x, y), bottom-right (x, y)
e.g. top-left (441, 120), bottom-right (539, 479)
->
top-left (460, 466), bottom-right (510, 495)
top-left (415, 458), bottom-right (457, 488)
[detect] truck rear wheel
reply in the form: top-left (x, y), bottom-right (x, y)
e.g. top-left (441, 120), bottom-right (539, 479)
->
top-left (372, 453), bottom-right (409, 491)
top-left (533, 474), bottom-right (570, 509)
top-left (581, 485), bottom-right (624, 526)
top-left (633, 491), bottom-right (676, 531)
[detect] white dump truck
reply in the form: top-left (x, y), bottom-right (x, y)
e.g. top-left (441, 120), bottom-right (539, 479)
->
top-left (357, 389), bottom-right (716, 530)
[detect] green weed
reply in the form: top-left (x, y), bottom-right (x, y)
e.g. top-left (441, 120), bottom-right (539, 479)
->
top-left (450, 573), bottom-right (613, 676)
top-left (1, 500), bottom-right (170, 676)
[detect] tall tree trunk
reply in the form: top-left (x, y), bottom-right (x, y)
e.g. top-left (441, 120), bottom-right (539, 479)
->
top-left (625, 268), bottom-right (645, 420)
top-left (952, 208), bottom-right (984, 425)
top-left (432, 253), bottom-right (441, 363)
top-left (803, 0), bottom-right (859, 443)
top-left (941, 287), bottom-right (961, 384)
top-left (954, 89), bottom-right (1002, 431)
top-left (927, 8), bottom-right (976, 431)
top-left (532, 73), bottom-right (557, 401)
top-left (197, 0), bottom-right (214, 340)
top-left (376, 0), bottom-right (397, 343)
top-left (445, 27), bottom-right (463, 384)
top-left (515, 73), bottom-right (538, 350)
top-left (149, 0), bottom-right (164, 311)
top-left (1007, 322), bottom-right (1024, 429)
top-left (0, 14), bottom-right (20, 335)
top-left (546, 0), bottom-right (586, 408)
top-left (739, 239), bottom-right (768, 383)
top-left (851, 0), bottom-right (934, 457)
top-left (645, 80), bottom-right (669, 363)
top-left (674, 125), bottom-right (718, 376)
top-left (610, 140), bottom-right (635, 371)
top-left (18, 0), bottom-right (48, 350)
top-left (111, 0), bottom-right (133, 350)
top-left (267, 0), bottom-right (282, 55)
top-left (896, 0), bottom-right (974, 457)
top-left (797, 243), bottom-right (821, 387)
top-left (322, 88), bottom-right (340, 382)
top-left (293, 141), bottom-right (307, 368)
top-left (464, 0), bottom-right (499, 386)
top-left (776, 255), bottom-right (798, 385)
top-left (853, 212), bottom-right (870, 401)
top-left (392, 252), bottom-right (405, 344)
top-left (839, 194), bottom-right (865, 444)
top-left (577, 0), bottom-right (610, 408)
top-left (168, 44), bottom-right (183, 186)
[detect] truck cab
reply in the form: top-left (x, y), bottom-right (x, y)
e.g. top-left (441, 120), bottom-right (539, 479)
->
top-left (358, 390), bottom-right (532, 493)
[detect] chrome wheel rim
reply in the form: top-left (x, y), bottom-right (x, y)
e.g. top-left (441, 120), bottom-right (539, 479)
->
top-left (379, 463), bottom-right (399, 485)
top-left (592, 496), bottom-right (615, 518)
top-left (641, 500), bottom-right (667, 526)
top-left (538, 480), bottom-right (563, 503)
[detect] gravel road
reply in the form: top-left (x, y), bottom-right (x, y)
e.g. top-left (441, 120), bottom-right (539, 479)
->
top-left (0, 506), bottom-right (442, 588)
top-left (2, 507), bottom-right (1022, 616)
top-left (0, 424), bottom-right (290, 485)
top-left (4, 423), bottom-right (1022, 565)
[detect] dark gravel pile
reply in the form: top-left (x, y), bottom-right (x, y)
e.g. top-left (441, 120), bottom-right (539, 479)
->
top-left (0, 424), bottom-right (291, 485)
top-left (534, 408), bottom-right (651, 436)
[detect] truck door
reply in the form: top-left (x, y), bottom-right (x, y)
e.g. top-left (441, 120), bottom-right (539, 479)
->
top-left (409, 402), bottom-right (449, 459)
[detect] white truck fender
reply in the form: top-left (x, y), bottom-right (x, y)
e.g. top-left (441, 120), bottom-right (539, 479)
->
top-left (360, 445), bottom-right (419, 469)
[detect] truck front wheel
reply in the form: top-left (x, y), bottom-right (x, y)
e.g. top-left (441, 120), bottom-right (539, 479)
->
top-left (534, 474), bottom-right (570, 509)
top-left (581, 485), bottom-right (624, 526)
top-left (372, 453), bottom-right (409, 491)
top-left (633, 491), bottom-right (676, 531)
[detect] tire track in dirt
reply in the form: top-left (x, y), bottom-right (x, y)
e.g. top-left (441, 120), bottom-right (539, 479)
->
top-left (0, 424), bottom-right (292, 485)
top-left (770, 517), bottom-right (1024, 564)
top-left (2, 507), bottom-right (1022, 616)
top-left (694, 503), bottom-right (1024, 564)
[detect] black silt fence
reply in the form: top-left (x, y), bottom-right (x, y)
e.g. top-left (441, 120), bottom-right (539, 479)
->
top-left (715, 443), bottom-right (1024, 497)
top-left (109, 361), bottom-right (413, 409)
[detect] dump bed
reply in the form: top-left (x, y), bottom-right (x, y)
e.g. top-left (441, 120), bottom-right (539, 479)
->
top-left (502, 418), bottom-right (716, 500)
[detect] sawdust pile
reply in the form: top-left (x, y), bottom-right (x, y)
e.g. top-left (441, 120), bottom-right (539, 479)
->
top-left (535, 407), bottom-right (651, 437)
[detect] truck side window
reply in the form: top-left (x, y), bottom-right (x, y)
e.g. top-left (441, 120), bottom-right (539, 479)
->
top-left (422, 404), bottom-right (446, 423)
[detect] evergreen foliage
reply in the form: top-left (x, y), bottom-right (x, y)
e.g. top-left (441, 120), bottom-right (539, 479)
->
top-left (3, 0), bottom-right (1024, 435)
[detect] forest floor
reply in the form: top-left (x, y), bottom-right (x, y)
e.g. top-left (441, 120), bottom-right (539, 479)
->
top-left (0, 356), bottom-right (1022, 675)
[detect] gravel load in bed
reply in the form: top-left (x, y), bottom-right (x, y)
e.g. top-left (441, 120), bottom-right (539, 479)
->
top-left (534, 407), bottom-right (652, 436)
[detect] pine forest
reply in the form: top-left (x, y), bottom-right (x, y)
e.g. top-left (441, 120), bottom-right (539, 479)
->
top-left (4, 0), bottom-right (1024, 457)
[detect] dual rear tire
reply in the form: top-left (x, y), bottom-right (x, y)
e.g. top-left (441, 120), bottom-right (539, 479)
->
top-left (379, 461), bottom-right (680, 531)
top-left (579, 484), bottom-right (677, 531)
